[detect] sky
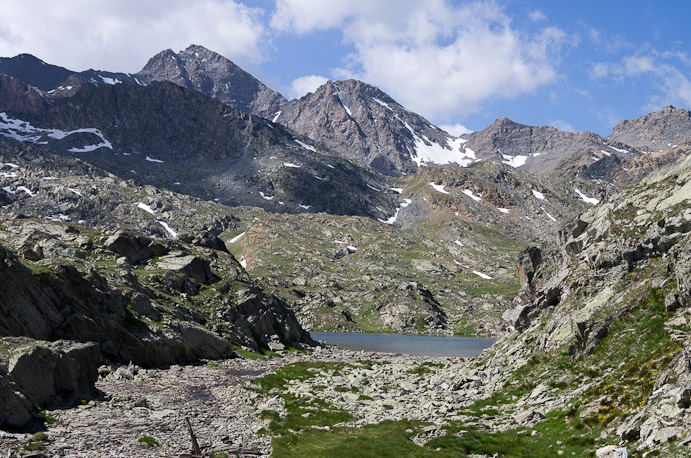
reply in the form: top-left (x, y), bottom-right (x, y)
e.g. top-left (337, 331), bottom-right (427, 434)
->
top-left (1, 0), bottom-right (690, 136)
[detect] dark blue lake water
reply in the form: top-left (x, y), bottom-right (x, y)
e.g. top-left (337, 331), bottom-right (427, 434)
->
top-left (310, 332), bottom-right (494, 357)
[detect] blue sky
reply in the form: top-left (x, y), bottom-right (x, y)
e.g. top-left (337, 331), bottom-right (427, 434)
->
top-left (1, 1), bottom-right (690, 136)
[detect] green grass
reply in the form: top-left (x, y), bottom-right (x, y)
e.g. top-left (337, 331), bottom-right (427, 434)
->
top-left (251, 362), bottom-right (354, 435)
top-left (428, 409), bottom-right (600, 457)
top-left (137, 436), bottom-right (158, 447)
top-left (24, 432), bottom-right (49, 451)
top-left (272, 420), bottom-right (460, 458)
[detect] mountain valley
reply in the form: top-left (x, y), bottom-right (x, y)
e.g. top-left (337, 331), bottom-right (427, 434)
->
top-left (1, 44), bottom-right (690, 457)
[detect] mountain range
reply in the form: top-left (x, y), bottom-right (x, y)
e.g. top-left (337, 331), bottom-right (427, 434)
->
top-left (1, 42), bottom-right (691, 456)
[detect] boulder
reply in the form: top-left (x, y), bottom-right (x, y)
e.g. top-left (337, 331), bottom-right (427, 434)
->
top-left (104, 231), bottom-right (168, 264)
top-left (0, 337), bottom-right (101, 408)
top-left (0, 375), bottom-right (33, 430)
top-left (156, 253), bottom-right (214, 284)
top-left (595, 445), bottom-right (629, 458)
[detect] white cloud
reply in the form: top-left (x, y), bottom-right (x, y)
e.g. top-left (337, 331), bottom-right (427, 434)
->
top-left (529, 10), bottom-right (547, 22)
top-left (439, 123), bottom-right (473, 136)
top-left (288, 74), bottom-right (329, 99)
top-left (271, 0), bottom-right (566, 122)
top-left (549, 119), bottom-right (575, 132)
top-left (0, 0), bottom-right (267, 73)
top-left (592, 51), bottom-right (691, 109)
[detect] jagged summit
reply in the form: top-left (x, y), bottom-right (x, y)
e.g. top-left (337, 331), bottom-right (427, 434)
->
top-left (609, 104), bottom-right (691, 152)
top-left (463, 115), bottom-right (637, 175)
top-left (278, 78), bottom-right (475, 175)
top-left (136, 45), bottom-right (286, 118)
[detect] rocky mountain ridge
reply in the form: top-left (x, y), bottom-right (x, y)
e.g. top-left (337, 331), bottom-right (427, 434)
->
top-left (609, 104), bottom-right (691, 152)
top-left (0, 77), bottom-right (398, 220)
top-left (7, 46), bottom-right (691, 181)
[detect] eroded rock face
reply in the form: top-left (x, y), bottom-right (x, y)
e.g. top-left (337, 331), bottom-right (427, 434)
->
top-left (0, 337), bottom-right (100, 408)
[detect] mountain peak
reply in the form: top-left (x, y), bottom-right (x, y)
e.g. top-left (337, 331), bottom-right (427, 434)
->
top-left (135, 45), bottom-right (286, 117)
top-left (0, 53), bottom-right (73, 91)
top-left (609, 105), bottom-right (691, 152)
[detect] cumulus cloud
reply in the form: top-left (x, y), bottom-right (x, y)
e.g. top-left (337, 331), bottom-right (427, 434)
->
top-left (439, 123), bottom-right (473, 136)
top-left (271, 0), bottom-right (566, 122)
top-left (0, 0), bottom-right (267, 73)
top-left (592, 51), bottom-right (691, 109)
top-left (288, 74), bottom-right (329, 99)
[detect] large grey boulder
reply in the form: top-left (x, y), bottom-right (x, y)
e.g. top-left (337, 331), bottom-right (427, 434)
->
top-left (0, 337), bottom-right (101, 408)
top-left (156, 253), bottom-right (214, 284)
top-left (0, 374), bottom-right (33, 430)
top-left (104, 231), bottom-right (168, 264)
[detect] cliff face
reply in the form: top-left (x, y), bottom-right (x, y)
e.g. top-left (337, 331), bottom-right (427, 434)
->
top-left (489, 150), bottom-right (691, 454)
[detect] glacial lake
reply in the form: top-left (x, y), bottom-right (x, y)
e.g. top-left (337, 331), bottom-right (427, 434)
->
top-left (310, 332), bottom-right (495, 357)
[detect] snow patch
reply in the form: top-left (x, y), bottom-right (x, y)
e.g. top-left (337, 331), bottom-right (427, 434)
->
top-left (575, 189), bottom-right (600, 205)
top-left (272, 111), bottom-right (281, 122)
top-left (367, 184), bottom-right (381, 192)
top-left (2, 186), bottom-right (15, 194)
top-left (5, 163), bottom-right (19, 168)
top-left (298, 204), bottom-right (311, 210)
top-left (532, 190), bottom-right (545, 200)
top-left (389, 187), bottom-right (403, 194)
top-left (16, 186), bottom-right (34, 196)
top-left (501, 154), bottom-right (528, 168)
top-left (0, 172), bottom-right (17, 178)
top-left (259, 191), bottom-right (274, 201)
top-left (158, 221), bottom-right (177, 238)
top-left (472, 270), bottom-right (493, 280)
top-left (462, 189), bottom-right (482, 202)
top-left (136, 202), bottom-right (155, 215)
top-left (67, 188), bottom-right (82, 196)
top-left (99, 75), bottom-right (121, 85)
top-left (543, 209), bottom-right (557, 222)
top-left (239, 256), bottom-right (247, 269)
top-left (228, 232), bottom-right (246, 244)
top-left (372, 97), bottom-right (392, 110)
top-left (454, 240), bottom-right (464, 247)
top-left (284, 162), bottom-right (301, 168)
top-left (599, 150), bottom-right (612, 156)
top-left (145, 156), bottom-right (164, 163)
top-left (413, 135), bottom-right (475, 167)
top-left (294, 139), bottom-right (316, 152)
top-left (497, 208), bottom-right (510, 214)
top-left (0, 113), bottom-right (112, 151)
top-left (429, 182), bottom-right (449, 194)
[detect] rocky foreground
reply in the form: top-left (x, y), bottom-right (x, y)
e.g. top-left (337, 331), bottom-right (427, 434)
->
top-left (0, 347), bottom-right (484, 457)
